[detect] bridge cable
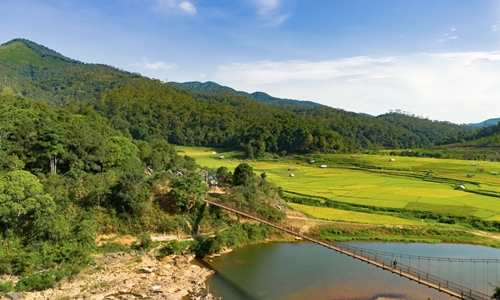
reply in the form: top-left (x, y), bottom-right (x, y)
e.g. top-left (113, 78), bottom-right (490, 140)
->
top-left (461, 260), bottom-right (463, 288)
top-left (448, 259), bottom-right (451, 281)
top-left (438, 258), bottom-right (440, 278)
top-left (486, 261), bottom-right (488, 295)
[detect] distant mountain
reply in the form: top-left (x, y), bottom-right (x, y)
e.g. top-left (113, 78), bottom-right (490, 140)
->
top-left (0, 38), bottom-right (484, 151)
top-left (467, 118), bottom-right (500, 128)
top-left (0, 38), bottom-right (142, 106)
top-left (171, 81), bottom-right (321, 108)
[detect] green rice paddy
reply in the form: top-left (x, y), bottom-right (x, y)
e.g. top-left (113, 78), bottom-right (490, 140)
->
top-left (178, 147), bottom-right (500, 224)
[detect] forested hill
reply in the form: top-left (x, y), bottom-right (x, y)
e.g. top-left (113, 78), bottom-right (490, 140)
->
top-left (174, 82), bottom-right (476, 149)
top-left (288, 106), bottom-right (475, 149)
top-left (171, 81), bottom-right (321, 107)
top-left (87, 81), bottom-right (346, 155)
top-left (462, 121), bottom-right (500, 147)
top-left (0, 39), bottom-right (142, 106)
top-left (468, 118), bottom-right (500, 128)
top-left (0, 38), bottom-right (487, 151)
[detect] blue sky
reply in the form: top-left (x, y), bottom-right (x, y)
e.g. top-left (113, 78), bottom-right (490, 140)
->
top-left (2, 0), bottom-right (500, 124)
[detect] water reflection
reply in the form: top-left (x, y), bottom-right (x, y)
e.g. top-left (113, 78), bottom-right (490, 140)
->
top-left (203, 242), bottom-right (500, 300)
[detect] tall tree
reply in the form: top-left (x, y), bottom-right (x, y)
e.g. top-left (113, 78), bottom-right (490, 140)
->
top-left (0, 170), bottom-right (57, 239)
top-left (233, 163), bottom-right (254, 187)
top-left (167, 172), bottom-right (208, 213)
top-left (37, 127), bottom-right (65, 174)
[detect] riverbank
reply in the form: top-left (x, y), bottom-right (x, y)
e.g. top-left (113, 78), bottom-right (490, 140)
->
top-left (2, 251), bottom-right (216, 300)
top-left (4, 207), bottom-right (500, 300)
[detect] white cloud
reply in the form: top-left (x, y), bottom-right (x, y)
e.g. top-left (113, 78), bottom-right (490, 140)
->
top-left (130, 58), bottom-right (177, 71)
top-left (154, 0), bottom-right (197, 15)
top-left (216, 57), bottom-right (396, 84)
top-left (179, 1), bottom-right (196, 14)
top-left (250, 0), bottom-right (289, 26)
top-left (198, 73), bottom-right (207, 80)
top-left (253, 0), bottom-right (280, 16)
top-left (214, 52), bottom-right (500, 123)
top-left (438, 28), bottom-right (459, 43)
top-left (492, 22), bottom-right (500, 32)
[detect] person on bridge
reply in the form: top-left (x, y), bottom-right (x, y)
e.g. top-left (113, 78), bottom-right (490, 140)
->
top-left (393, 259), bottom-right (397, 269)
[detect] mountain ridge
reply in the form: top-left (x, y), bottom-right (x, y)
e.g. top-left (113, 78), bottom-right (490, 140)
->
top-left (0, 38), bottom-right (497, 127)
top-left (467, 118), bottom-right (500, 128)
top-left (171, 81), bottom-right (321, 107)
top-left (1, 38), bottom-right (497, 149)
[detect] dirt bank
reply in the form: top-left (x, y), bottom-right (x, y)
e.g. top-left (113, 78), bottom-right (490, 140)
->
top-left (2, 251), bottom-right (216, 300)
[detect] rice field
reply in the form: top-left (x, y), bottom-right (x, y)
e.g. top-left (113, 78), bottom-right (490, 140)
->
top-left (287, 203), bottom-right (424, 225)
top-left (178, 147), bottom-right (500, 223)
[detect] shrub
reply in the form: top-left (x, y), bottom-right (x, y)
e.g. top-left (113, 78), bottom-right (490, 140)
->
top-left (98, 242), bottom-right (131, 254)
top-left (16, 272), bottom-right (56, 291)
top-left (133, 233), bottom-right (153, 250)
top-left (0, 280), bottom-right (14, 293)
top-left (157, 240), bottom-right (191, 259)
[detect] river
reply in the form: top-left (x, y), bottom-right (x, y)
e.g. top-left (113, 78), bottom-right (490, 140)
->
top-left (201, 241), bottom-right (500, 300)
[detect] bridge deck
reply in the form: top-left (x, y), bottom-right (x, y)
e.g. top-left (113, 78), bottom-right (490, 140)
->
top-left (205, 200), bottom-right (491, 300)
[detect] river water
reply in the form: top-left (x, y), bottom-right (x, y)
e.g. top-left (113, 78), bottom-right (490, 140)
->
top-left (201, 242), bottom-right (500, 300)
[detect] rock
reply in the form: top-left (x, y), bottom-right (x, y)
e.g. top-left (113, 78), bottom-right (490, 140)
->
top-left (5, 292), bottom-right (25, 300)
top-left (140, 267), bottom-right (154, 273)
top-left (150, 285), bottom-right (162, 292)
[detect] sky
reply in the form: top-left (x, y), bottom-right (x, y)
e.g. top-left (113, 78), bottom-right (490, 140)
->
top-left (1, 0), bottom-right (500, 124)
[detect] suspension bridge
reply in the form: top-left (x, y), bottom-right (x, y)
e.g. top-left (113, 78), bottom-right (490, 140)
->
top-left (205, 200), bottom-right (500, 300)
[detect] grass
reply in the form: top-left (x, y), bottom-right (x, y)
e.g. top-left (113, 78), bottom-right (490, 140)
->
top-left (287, 203), bottom-right (424, 225)
top-left (179, 146), bottom-right (500, 224)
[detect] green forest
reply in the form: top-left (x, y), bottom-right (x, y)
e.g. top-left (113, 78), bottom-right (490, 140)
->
top-left (1, 38), bottom-right (500, 293)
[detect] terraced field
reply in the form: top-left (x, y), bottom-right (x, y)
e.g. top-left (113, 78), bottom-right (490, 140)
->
top-left (178, 147), bottom-right (500, 224)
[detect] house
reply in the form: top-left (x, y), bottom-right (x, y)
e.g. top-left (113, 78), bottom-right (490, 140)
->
top-left (209, 180), bottom-right (218, 188)
top-left (320, 165), bottom-right (327, 168)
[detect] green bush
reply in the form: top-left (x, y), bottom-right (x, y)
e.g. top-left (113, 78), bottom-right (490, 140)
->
top-left (16, 272), bottom-right (56, 291)
top-left (98, 242), bottom-right (131, 254)
top-left (157, 240), bottom-right (191, 259)
top-left (192, 237), bottom-right (221, 258)
top-left (133, 233), bottom-right (153, 251)
top-left (0, 280), bottom-right (14, 293)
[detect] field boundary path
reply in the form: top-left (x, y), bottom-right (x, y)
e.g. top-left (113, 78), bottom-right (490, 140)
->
top-left (205, 199), bottom-right (493, 300)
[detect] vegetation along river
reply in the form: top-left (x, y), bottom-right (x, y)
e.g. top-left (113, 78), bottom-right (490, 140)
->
top-left (201, 242), bottom-right (500, 300)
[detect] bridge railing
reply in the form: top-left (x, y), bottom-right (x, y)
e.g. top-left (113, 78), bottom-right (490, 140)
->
top-left (333, 243), bottom-right (490, 300)
top-left (205, 200), bottom-right (492, 300)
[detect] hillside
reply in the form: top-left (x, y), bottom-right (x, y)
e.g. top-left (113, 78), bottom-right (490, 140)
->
top-left (463, 121), bottom-right (500, 147)
top-left (0, 39), bottom-right (142, 106)
top-left (171, 82), bottom-right (476, 150)
top-left (88, 80), bottom-right (346, 155)
top-left (0, 38), bottom-right (487, 152)
top-left (468, 118), bottom-right (500, 128)
top-left (171, 81), bottom-right (321, 107)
